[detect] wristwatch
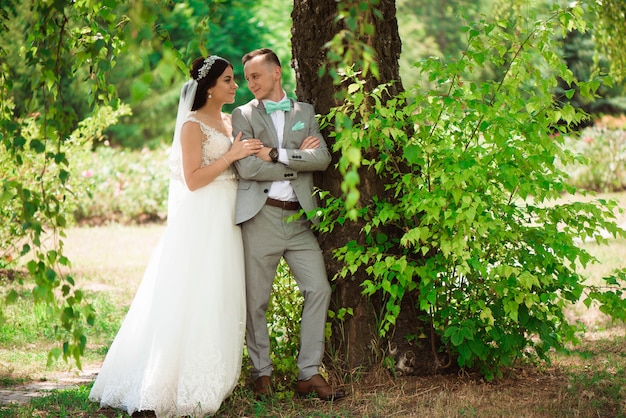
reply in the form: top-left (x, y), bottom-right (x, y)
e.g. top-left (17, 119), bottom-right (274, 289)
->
top-left (269, 147), bottom-right (279, 163)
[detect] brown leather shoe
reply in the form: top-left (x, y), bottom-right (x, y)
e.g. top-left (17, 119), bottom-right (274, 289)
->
top-left (253, 375), bottom-right (272, 399)
top-left (296, 374), bottom-right (345, 401)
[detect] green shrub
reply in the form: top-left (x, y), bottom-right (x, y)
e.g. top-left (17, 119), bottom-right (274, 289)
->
top-left (321, 6), bottom-right (626, 381)
top-left (265, 260), bottom-right (303, 390)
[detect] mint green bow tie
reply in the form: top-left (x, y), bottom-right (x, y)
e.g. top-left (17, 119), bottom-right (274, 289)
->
top-left (265, 99), bottom-right (290, 114)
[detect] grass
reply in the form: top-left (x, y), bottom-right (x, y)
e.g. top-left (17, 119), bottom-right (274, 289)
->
top-left (0, 192), bottom-right (625, 417)
top-left (0, 226), bottom-right (158, 382)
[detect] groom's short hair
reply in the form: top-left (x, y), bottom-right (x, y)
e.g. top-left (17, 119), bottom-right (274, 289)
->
top-left (242, 48), bottom-right (281, 68)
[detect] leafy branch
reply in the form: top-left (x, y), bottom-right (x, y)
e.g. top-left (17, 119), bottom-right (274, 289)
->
top-left (0, 0), bottom-right (165, 368)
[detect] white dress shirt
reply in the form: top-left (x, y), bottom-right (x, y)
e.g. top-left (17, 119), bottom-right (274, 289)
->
top-left (263, 92), bottom-right (298, 202)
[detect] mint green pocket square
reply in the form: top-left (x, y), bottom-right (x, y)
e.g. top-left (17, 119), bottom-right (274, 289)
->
top-left (291, 121), bottom-right (305, 131)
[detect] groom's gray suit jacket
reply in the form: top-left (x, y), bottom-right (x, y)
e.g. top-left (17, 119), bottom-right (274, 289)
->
top-left (231, 98), bottom-right (331, 225)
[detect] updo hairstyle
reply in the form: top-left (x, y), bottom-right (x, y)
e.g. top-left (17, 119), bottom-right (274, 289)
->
top-left (189, 56), bottom-right (232, 111)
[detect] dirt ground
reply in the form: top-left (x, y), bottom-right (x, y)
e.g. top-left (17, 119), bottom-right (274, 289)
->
top-left (1, 330), bottom-right (624, 418)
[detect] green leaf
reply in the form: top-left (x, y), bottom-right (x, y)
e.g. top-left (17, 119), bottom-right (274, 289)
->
top-left (29, 139), bottom-right (45, 153)
top-left (404, 144), bottom-right (421, 164)
top-left (5, 290), bottom-right (19, 304)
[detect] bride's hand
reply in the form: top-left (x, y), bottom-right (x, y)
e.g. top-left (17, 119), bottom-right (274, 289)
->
top-left (226, 133), bottom-right (263, 162)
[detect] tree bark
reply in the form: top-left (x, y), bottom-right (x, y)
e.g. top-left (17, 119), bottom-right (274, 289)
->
top-left (291, 0), bottom-right (442, 378)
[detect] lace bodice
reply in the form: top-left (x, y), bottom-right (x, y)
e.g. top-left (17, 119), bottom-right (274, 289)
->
top-left (186, 114), bottom-right (237, 181)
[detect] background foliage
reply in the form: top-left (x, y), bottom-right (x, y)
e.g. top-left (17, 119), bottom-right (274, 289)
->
top-left (397, 0), bottom-right (626, 116)
top-left (1, 0), bottom-right (625, 381)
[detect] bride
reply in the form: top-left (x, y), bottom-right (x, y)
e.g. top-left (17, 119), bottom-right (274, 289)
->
top-left (89, 55), bottom-right (262, 417)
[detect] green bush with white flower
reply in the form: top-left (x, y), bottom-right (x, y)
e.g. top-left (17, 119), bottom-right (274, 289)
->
top-left (562, 116), bottom-right (626, 192)
top-left (72, 143), bottom-right (170, 225)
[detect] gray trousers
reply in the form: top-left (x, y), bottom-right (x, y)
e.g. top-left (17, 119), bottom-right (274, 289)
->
top-left (242, 204), bottom-right (331, 381)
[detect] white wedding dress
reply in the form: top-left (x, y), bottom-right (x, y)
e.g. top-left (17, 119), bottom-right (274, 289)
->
top-left (89, 115), bottom-right (246, 418)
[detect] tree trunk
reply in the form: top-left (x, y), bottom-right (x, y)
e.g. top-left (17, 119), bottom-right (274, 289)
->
top-left (291, 0), bottom-right (442, 379)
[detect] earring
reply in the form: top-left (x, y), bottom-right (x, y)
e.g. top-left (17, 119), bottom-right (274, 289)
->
top-left (208, 92), bottom-right (212, 99)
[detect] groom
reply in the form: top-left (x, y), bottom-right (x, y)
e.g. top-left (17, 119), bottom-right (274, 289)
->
top-left (232, 48), bottom-right (344, 401)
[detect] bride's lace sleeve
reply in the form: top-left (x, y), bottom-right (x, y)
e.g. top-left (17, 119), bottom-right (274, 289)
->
top-left (187, 116), bottom-right (237, 180)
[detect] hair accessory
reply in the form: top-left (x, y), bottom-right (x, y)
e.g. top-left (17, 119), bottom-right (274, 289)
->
top-left (198, 55), bottom-right (223, 80)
